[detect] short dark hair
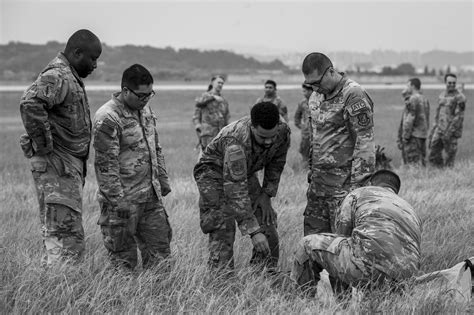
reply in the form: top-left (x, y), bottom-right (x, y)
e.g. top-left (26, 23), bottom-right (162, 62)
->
top-left (265, 80), bottom-right (277, 88)
top-left (251, 102), bottom-right (280, 129)
top-left (121, 64), bottom-right (153, 90)
top-left (444, 73), bottom-right (457, 82)
top-left (207, 75), bottom-right (225, 92)
top-left (302, 52), bottom-right (333, 75)
top-left (64, 29), bottom-right (100, 54)
top-left (409, 78), bottom-right (421, 90)
top-left (370, 169), bottom-right (401, 194)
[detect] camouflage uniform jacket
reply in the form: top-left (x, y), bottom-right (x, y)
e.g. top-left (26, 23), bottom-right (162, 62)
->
top-left (255, 95), bottom-right (289, 122)
top-left (432, 90), bottom-right (466, 138)
top-left (294, 97), bottom-right (310, 138)
top-left (195, 116), bottom-right (291, 235)
top-left (335, 186), bottom-right (422, 280)
top-left (93, 93), bottom-right (169, 207)
top-left (398, 92), bottom-right (430, 142)
top-left (193, 91), bottom-right (230, 137)
top-left (308, 75), bottom-right (375, 195)
top-left (20, 52), bottom-right (91, 160)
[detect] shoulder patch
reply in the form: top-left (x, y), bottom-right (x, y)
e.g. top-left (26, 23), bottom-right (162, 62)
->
top-left (347, 98), bottom-right (371, 116)
top-left (356, 112), bottom-right (371, 127)
top-left (96, 118), bottom-right (117, 138)
top-left (225, 144), bottom-right (247, 181)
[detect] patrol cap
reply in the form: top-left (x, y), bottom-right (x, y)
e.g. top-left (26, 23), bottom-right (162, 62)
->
top-left (370, 169), bottom-right (401, 194)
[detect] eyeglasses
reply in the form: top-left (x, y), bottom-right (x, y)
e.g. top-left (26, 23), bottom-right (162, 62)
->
top-left (304, 67), bottom-right (330, 89)
top-left (127, 87), bottom-right (155, 101)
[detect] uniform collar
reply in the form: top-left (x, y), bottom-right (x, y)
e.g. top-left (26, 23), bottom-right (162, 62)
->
top-left (112, 92), bottom-right (144, 118)
top-left (325, 73), bottom-right (348, 101)
top-left (57, 52), bottom-right (84, 87)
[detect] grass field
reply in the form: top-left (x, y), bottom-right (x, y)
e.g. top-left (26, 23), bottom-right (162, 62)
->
top-left (1, 87), bottom-right (473, 313)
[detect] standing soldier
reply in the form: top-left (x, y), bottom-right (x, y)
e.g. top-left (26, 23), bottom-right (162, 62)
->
top-left (428, 73), bottom-right (467, 168)
top-left (93, 64), bottom-right (172, 270)
top-left (193, 102), bottom-right (290, 271)
top-left (193, 75), bottom-right (230, 152)
top-left (397, 78), bottom-right (430, 166)
top-left (255, 80), bottom-right (289, 122)
top-left (291, 170), bottom-right (422, 294)
top-left (301, 52), bottom-right (375, 236)
top-left (19, 29), bottom-right (102, 266)
top-left (294, 84), bottom-right (313, 165)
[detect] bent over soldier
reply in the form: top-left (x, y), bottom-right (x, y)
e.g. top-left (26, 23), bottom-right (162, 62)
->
top-left (193, 75), bottom-right (230, 151)
top-left (428, 73), bottom-right (467, 168)
top-left (193, 102), bottom-right (290, 271)
top-left (19, 30), bottom-right (102, 266)
top-left (397, 78), bottom-right (430, 166)
top-left (301, 52), bottom-right (375, 236)
top-left (291, 170), bottom-right (422, 294)
top-left (93, 64), bottom-right (172, 270)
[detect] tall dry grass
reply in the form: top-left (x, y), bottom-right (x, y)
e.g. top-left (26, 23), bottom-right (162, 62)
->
top-left (1, 88), bottom-right (473, 313)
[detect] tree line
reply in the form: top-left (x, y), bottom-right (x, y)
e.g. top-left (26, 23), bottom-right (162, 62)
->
top-left (0, 41), bottom-right (289, 82)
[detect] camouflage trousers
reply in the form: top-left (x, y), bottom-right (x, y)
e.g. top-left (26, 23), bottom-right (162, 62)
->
top-left (428, 134), bottom-right (458, 168)
top-left (299, 135), bottom-right (311, 163)
top-left (401, 137), bottom-right (426, 166)
top-left (98, 194), bottom-right (172, 270)
top-left (304, 185), bottom-right (346, 235)
top-left (30, 153), bottom-right (85, 266)
top-left (291, 233), bottom-right (379, 292)
top-left (197, 173), bottom-right (279, 270)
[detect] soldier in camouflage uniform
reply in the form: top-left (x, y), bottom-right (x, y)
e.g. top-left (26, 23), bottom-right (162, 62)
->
top-left (397, 78), bottom-right (430, 166)
top-left (193, 102), bottom-right (291, 271)
top-left (193, 75), bottom-right (230, 151)
top-left (255, 80), bottom-right (289, 122)
top-left (294, 84), bottom-right (313, 165)
top-left (19, 30), bottom-right (102, 266)
top-left (301, 52), bottom-right (375, 236)
top-left (428, 73), bottom-right (467, 168)
top-left (93, 64), bottom-right (172, 270)
top-left (291, 170), bottom-right (422, 293)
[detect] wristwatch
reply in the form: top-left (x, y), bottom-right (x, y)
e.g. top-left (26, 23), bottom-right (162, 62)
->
top-left (249, 227), bottom-right (264, 238)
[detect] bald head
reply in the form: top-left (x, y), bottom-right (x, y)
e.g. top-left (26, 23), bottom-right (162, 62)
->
top-left (302, 52), bottom-right (333, 75)
top-left (64, 29), bottom-right (102, 78)
top-left (65, 29), bottom-right (100, 54)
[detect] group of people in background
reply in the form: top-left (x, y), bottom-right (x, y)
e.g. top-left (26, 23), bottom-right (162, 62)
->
top-left (398, 74), bottom-right (466, 168)
top-left (18, 29), bottom-right (468, 298)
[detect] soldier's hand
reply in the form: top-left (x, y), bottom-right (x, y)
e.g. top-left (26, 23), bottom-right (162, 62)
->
top-left (251, 232), bottom-right (270, 255)
top-left (161, 181), bottom-right (172, 197)
top-left (253, 192), bottom-right (276, 226)
top-left (213, 95), bottom-right (224, 102)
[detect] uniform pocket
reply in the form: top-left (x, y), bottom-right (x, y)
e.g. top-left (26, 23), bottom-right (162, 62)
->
top-left (200, 208), bottom-right (224, 234)
top-left (31, 156), bottom-right (48, 172)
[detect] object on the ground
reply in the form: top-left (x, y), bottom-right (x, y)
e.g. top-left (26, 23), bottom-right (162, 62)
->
top-left (415, 257), bottom-right (474, 304)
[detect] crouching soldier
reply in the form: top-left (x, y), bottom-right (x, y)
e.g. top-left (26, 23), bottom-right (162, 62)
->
top-left (291, 170), bottom-right (422, 294)
top-left (193, 102), bottom-right (291, 272)
top-left (93, 64), bottom-right (172, 270)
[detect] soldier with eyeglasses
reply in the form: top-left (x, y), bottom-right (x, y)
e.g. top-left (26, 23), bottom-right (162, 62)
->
top-left (300, 52), bottom-right (375, 237)
top-left (93, 64), bottom-right (172, 270)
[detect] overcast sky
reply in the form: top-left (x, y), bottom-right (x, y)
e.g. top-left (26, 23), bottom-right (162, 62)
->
top-left (1, 0), bottom-right (473, 54)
